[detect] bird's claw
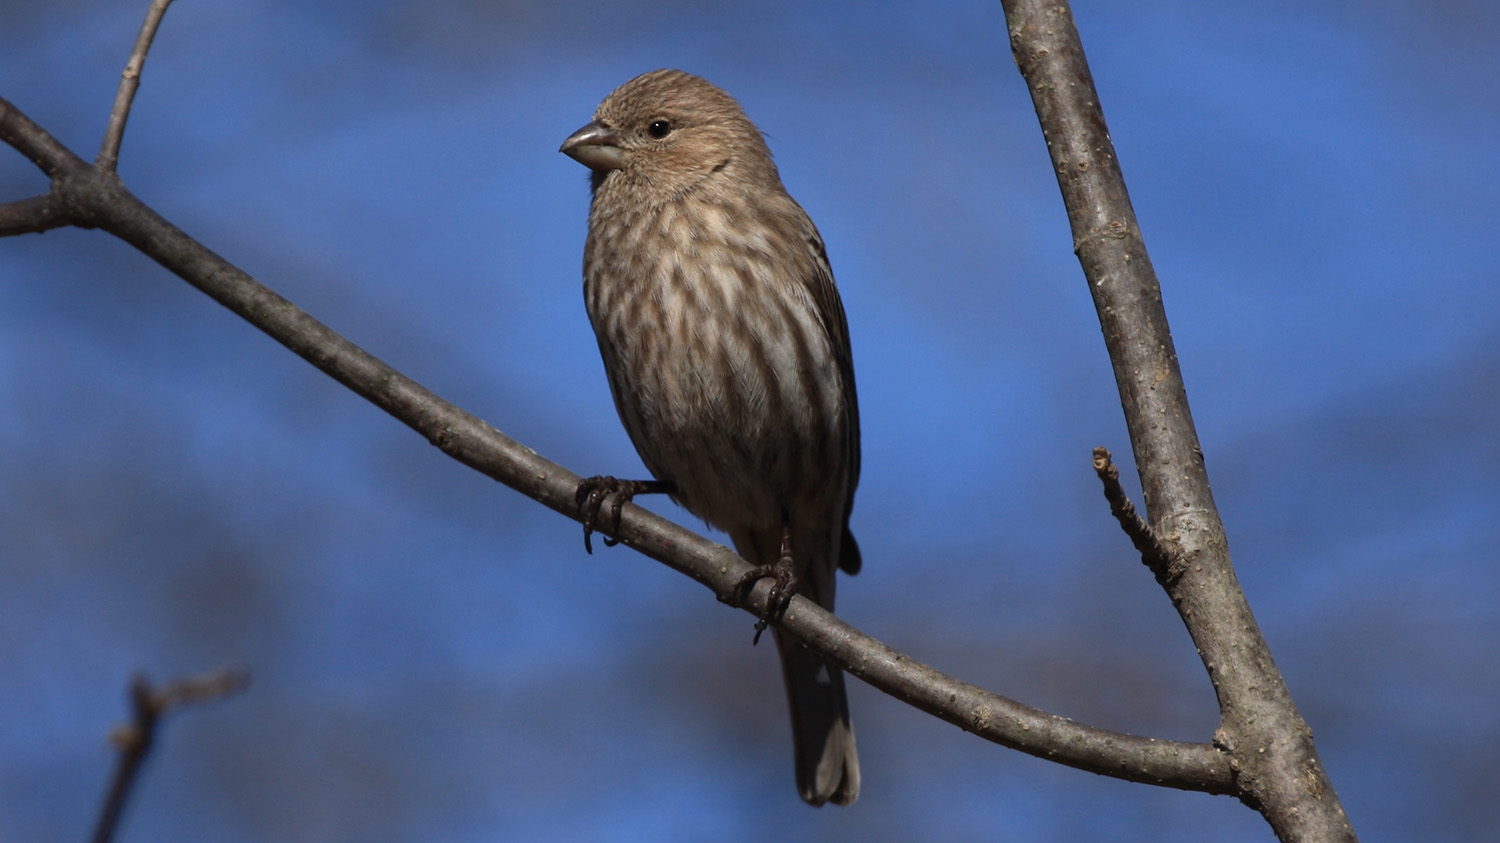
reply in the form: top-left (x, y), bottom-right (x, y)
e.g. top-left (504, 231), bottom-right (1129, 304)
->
top-left (574, 476), bottom-right (674, 553)
top-left (734, 548), bottom-right (797, 646)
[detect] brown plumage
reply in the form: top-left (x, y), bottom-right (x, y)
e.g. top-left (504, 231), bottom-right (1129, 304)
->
top-left (561, 69), bottom-right (862, 806)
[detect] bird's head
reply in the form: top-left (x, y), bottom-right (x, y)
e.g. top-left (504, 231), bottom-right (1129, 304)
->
top-left (560, 69), bottom-right (780, 202)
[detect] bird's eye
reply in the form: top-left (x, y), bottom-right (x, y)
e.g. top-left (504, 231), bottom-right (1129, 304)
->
top-left (647, 120), bottom-right (673, 139)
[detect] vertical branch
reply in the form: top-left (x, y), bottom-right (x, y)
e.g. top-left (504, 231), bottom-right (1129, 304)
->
top-left (999, 1), bottom-right (1356, 840)
top-left (98, 0), bottom-right (177, 171)
top-left (92, 677), bottom-right (157, 843)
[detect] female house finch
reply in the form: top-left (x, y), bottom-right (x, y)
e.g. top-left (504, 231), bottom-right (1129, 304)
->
top-left (561, 69), bottom-right (862, 807)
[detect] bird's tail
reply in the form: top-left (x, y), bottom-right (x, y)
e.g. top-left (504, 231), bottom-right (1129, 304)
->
top-left (774, 626), bottom-right (860, 806)
top-left (735, 523), bottom-right (860, 806)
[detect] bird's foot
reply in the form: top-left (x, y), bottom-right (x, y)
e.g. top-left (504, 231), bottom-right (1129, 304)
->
top-left (734, 526), bottom-right (797, 645)
top-left (574, 476), bottom-right (674, 554)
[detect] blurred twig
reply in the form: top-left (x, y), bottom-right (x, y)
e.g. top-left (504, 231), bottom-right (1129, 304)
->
top-left (92, 667), bottom-right (250, 843)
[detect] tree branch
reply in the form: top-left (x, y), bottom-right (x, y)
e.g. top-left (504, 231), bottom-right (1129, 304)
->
top-left (0, 96), bottom-right (89, 178)
top-left (0, 191), bottom-right (72, 237)
top-left (1092, 447), bottom-right (1172, 582)
top-left (0, 88), bottom-right (1234, 792)
top-left (92, 667), bottom-right (249, 843)
top-left (98, 0), bottom-right (177, 172)
top-left (1002, 0), bottom-right (1356, 839)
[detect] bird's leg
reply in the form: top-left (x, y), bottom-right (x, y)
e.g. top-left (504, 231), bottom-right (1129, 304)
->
top-left (574, 476), bottom-right (676, 554)
top-left (735, 512), bottom-right (798, 645)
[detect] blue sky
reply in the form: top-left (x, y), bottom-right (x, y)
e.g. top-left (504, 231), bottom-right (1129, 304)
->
top-left (2, 1), bottom-right (1497, 840)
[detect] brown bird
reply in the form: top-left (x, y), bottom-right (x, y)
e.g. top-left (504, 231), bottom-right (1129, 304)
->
top-left (561, 69), bottom-right (862, 806)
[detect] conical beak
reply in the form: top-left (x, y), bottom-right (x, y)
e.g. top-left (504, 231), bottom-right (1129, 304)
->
top-left (560, 120), bottom-right (625, 171)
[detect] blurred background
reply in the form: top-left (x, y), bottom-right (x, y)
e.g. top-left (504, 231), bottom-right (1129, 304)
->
top-left (2, 0), bottom-right (1496, 840)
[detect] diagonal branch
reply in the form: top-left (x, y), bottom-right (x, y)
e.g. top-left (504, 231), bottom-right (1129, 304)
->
top-left (0, 96), bottom-right (88, 178)
top-left (1002, 0), bottom-right (1356, 839)
top-left (0, 91), bottom-right (1234, 794)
